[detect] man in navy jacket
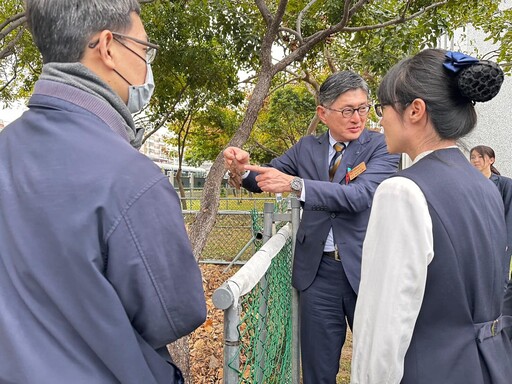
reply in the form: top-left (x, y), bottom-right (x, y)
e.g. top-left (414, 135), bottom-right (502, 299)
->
top-left (224, 71), bottom-right (400, 383)
top-left (0, 1), bottom-right (206, 383)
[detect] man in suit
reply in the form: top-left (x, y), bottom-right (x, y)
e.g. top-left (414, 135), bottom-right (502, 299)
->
top-left (224, 71), bottom-right (400, 383)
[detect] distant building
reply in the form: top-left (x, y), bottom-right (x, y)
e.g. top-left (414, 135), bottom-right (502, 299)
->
top-left (140, 128), bottom-right (174, 163)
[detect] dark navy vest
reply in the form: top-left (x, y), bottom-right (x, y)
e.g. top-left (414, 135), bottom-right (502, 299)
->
top-left (394, 148), bottom-right (512, 384)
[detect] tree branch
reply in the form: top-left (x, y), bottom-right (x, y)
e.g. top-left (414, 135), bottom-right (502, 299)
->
top-left (271, 0), bottom-right (449, 75)
top-left (0, 54), bottom-right (18, 94)
top-left (0, 28), bottom-right (24, 60)
top-left (254, 0), bottom-right (273, 27)
top-left (342, 0), bottom-right (449, 32)
top-left (278, 26), bottom-right (303, 43)
top-left (250, 138), bottom-right (282, 158)
top-left (297, 0), bottom-right (318, 39)
top-left (0, 12), bottom-right (25, 35)
top-left (0, 18), bottom-right (26, 47)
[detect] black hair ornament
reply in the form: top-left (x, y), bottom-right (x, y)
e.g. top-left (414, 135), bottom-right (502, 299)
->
top-left (443, 51), bottom-right (504, 102)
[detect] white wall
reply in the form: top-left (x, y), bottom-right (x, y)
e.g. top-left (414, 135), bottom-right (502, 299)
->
top-left (455, 0), bottom-right (512, 176)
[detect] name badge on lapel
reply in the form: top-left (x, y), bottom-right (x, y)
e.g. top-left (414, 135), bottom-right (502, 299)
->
top-left (346, 162), bottom-right (366, 184)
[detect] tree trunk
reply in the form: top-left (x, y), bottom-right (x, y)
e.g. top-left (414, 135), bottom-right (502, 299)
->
top-left (189, 70), bottom-right (274, 260)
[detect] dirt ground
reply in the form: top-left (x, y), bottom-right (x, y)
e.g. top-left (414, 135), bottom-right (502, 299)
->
top-left (188, 264), bottom-right (352, 383)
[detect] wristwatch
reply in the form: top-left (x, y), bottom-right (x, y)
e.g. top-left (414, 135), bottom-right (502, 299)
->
top-left (290, 177), bottom-right (303, 194)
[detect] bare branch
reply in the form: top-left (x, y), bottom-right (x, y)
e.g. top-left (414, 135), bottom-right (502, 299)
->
top-left (139, 111), bottom-right (171, 146)
top-left (306, 113), bottom-right (320, 136)
top-left (254, 0), bottom-right (273, 27)
top-left (0, 54), bottom-right (18, 94)
top-left (269, 75), bottom-right (302, 94)
top-left (259, 0), bottom-right (289, 73)
top-left (0, 28), bottom-right (24, 61)
top-left (270, 0), bottom-right (289, 36)
top-left (297, 0), bottom-right (318, 39)
top-left (0, 14), bottom-right (27, 40)
top-left (342, 0), bottom-right (449, 32)
top-left (400, 0), bottom-right (413, 19)
top-left (340, 0), bottom-right (353, 29)
top-left (278, 26), bottom-right (303, 43)
top-left (271, 0), bottom-right (449, 75)
top-left (283, 67), bottom-right (320, 98)
top-left (0, 12), bottom-right (25, 33)
top-left (324, 45), bottom-right (337, 73)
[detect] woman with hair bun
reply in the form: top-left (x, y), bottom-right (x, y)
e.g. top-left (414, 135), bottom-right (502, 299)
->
top-left (470, 144), bottom-right (512, 341)
top-left (351, 49), bottom-right (512, 384)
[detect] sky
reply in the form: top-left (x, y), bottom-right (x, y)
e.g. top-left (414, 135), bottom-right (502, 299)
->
top-left (0, 101), bottom-right (27, 125)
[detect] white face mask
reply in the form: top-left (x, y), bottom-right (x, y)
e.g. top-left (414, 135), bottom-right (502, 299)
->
top-left (126, 63), bottom-right (155, 113)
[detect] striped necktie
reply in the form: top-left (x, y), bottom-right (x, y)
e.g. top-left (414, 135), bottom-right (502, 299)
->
top-left (329, 142), bottom-right (345, 181)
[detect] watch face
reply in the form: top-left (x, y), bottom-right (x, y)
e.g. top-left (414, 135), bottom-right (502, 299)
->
top-left (291, 177), bottom-right (302, 191)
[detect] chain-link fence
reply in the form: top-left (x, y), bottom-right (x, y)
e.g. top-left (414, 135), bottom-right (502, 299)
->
top-left (235, 231), bottom-right (294, 383)
top-left (213, 199), bottom-right (301, 384)
top-left (172, 197), bottom-right (297, 383)
top-left (183, 208), bottom-right (272, 263)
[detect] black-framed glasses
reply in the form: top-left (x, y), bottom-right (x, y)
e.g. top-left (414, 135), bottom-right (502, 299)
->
top-left (374, 103), bottom-right (385, 118)
top-left (374, 101), bottom-right (414, 117)
top-left (324, 104), bottom-right (371, 118)
top-left (88, 32), bottom-right (160, 64)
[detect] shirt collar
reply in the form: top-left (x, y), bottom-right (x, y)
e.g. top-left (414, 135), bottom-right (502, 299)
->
top-left (328, 131), bottom-right (349, 149)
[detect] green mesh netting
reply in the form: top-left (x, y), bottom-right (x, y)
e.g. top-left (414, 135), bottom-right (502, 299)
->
top-left (226, 208), bottom-right (294, 383)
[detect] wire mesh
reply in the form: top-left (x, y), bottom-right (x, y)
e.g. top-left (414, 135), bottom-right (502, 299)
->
top-left (225, 209), bottom-right (294, 383)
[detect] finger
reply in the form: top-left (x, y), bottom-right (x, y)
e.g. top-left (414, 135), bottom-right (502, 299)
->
top-left (223, 147), bottom-right (237, 159)
top-left (245, 164), bottom-right (269, 173)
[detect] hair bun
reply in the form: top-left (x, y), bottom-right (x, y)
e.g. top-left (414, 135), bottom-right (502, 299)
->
top-left (457, 60), bottom-right (504, 102)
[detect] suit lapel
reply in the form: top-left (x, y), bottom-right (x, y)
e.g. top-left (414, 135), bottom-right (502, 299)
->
top-left (316, 133), bottom-right (331, 181)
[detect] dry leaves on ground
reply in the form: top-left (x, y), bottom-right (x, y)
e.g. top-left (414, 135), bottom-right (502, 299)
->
top-left (189, 264), bottom-right (238, 383)
top-left (188, 263), bottom-right (352, 384)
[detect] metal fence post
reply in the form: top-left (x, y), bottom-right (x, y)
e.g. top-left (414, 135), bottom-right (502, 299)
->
top-left (290, 197), bottom-right (301, 384)
top-left (254, 202), bottom-right (274, 383)
top-left (224, 304), bottom-right (240, 384)
top-left (212, 284), bottom-right (239, 384)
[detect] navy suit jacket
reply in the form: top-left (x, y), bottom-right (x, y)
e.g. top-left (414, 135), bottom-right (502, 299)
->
top-left (243, 129), bottom-right (400, 292)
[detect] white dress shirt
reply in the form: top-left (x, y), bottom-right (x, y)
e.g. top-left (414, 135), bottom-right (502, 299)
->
top-left (323, 134), bottom-right (349, 252)
top-left (350, 151), bottom-right (435, 384)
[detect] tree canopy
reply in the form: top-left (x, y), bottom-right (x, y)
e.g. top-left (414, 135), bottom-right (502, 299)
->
top-left (1, 0), bottom-right (511, 258)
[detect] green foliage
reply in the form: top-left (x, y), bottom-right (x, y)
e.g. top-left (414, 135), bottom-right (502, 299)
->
top-left (142, 0), bottom-right (245, 112)
top-left (184, 105), bottom-right (243, 166)
top-left (471, 2), bottom-right (511, 73)
top-left (0, 0), bottom-right (42, 103)
top-left (307, 0), bottom-right (509, 95)
top-left (248, 84), bottom-right (317, 164)
top-left (1, 0), bottom-right (510, 154)
top-left (137, 0), bottom-right (249, 168)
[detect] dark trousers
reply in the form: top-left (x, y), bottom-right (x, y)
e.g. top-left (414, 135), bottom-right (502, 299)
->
top-left (299, 256), bottom-right (357, 384)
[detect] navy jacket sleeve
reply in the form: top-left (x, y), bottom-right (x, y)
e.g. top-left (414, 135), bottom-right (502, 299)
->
top-left (105, 176), bottom-right (206, 348)
top-left (243, 131), bottom-right (400, 214)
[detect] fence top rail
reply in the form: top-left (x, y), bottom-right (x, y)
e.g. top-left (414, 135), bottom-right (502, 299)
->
top-left (212, 223), bottom-right (292, 310)
top-left (182, 210), bottom-right (260, 215)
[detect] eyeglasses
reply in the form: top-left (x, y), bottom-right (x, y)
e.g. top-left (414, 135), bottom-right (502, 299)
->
top-left (374, 103), bottom-right (386, 118)
top-left (112, 32), bottom-right (159, 64)
top-left (324, 105), bottom-right (371, 118)
top-left (374, 101), bottom-right (413, 117)
top-left (88, 32), bottom-right (160, 64)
